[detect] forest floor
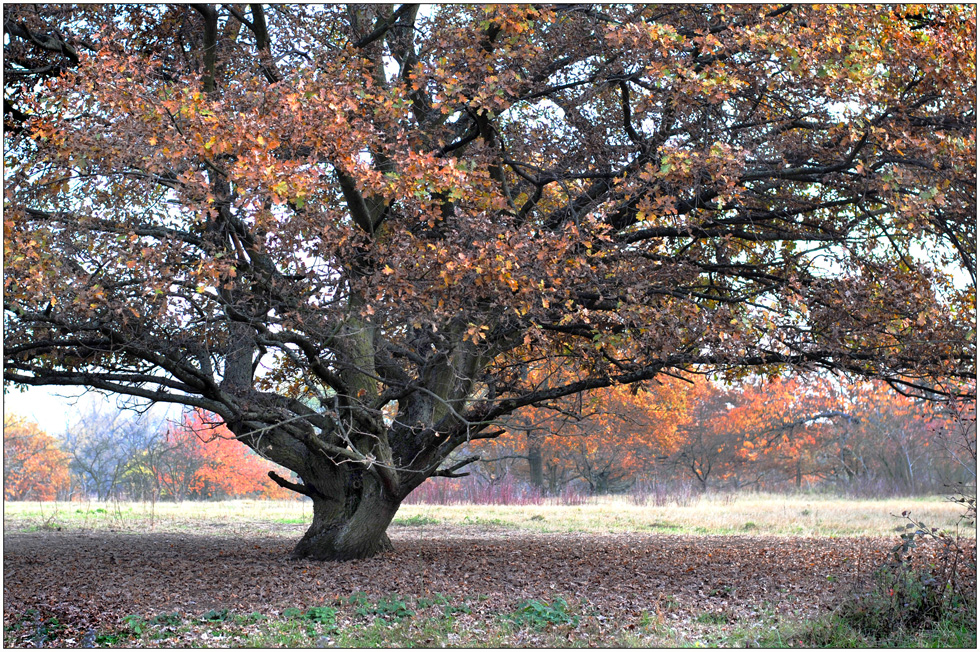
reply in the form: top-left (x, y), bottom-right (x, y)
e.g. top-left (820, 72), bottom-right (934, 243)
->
top-left (3, 497), bottom-right (976, 648)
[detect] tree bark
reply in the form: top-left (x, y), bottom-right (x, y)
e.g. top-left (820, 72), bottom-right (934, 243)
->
top-left (288, 465), bottom-right (400, 561)
top-left (527, 440), bottom-right (544, 490)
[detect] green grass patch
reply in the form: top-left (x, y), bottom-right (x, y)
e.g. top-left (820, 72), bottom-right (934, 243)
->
top-left (695, 611), bottom-right (729, 625)
top-left (5, 593), bottom-right (975, 649)
top-left (460, 515), bottom-right (509, 527)
top-left (392, 514), bottom-right (441, 527)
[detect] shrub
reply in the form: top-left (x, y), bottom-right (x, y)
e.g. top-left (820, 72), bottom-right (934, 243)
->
top-left (825, 503), bottom-right (976, 645)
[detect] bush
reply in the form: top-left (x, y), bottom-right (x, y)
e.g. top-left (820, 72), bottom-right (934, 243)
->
top-left (825, 504), bottom-right (976, 645)
top-left (757, 496), bottom-right (977, 648)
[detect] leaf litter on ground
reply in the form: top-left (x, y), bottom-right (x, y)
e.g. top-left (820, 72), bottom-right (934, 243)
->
top-left (3, 526), bottom-right (970, 647)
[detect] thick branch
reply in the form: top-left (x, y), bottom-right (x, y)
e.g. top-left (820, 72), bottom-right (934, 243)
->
top-left (268, 470), bottom-right (323, 498)
top-left (431, 454), bottom-right (481, 478)
top-left (352, 4), bottom-right (417, 49)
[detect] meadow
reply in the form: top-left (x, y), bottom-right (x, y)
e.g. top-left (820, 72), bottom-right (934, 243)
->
top-left (1, 492), bottom-right (970, 537)
top-left (3, 493), bottom-right (976, 648)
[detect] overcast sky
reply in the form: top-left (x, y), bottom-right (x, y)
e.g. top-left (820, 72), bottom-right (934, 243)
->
top-left (4, 385), bottom-right (181, 435)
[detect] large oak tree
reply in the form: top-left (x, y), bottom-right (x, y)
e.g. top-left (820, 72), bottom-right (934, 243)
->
top-left (4, 4), bottom-right (975, 560)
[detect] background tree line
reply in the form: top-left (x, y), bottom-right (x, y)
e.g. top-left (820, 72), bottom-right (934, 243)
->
top-left (467, 374), bottom-right (976, 498)
top-left (6, 374), bottom-right (975, 502)
top-left (3, 408), bottom-right (296, 502)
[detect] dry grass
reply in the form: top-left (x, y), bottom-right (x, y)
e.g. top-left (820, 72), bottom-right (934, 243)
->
top-left (397, 493), bottom-right (969, 537)
top-left (3, 493), bottom-right (971, 538)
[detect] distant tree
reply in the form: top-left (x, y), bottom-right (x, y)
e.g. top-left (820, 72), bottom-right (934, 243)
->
top-left (930, 396), bottom-right (978, 486)
top-left (817, 381), bottom-right (977, 494)
top-left (155, 409), bottom-right (295, 500)
top-left (667, 376), bottom-right (856, 491)
top-left (3, 414), bottom-right (71, 501)
top-left (485, 371), bottom-right (688, 494)
top-left (61, 406), bottom-right (165, 500)
top-left (669, 379), bottom-right (736, 490)
top-left (3, 4), bottom-right (974, 559)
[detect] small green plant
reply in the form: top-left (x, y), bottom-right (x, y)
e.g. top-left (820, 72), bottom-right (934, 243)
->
top-left (3, 610), bottom-right (41, 646)
top-left (346, 591), bottom-right (372, 607)
top-left (638, 610), bottom-right (662, 629)
top-left (121, 614), bottom-right (146, 637)
top-left (708, 585), bottom-right (734, 598)
top-left (232, 611), bottom-right (265, 626)
top-left (659, 593), bottom-right (680, 612)
top-left (417, 593), bottom-right (471, 616)
top-left (5, 609), bottom-right (37, 635)
top-left (305, 606), bottom-right (337, 625)
top-left (277, 605), bottom-right (338, 638)
top-left (150, 612), bottom-right (182, 626)
top-left (95, 632), bottom-right (122, 646)
top-left (355, 595), bottom-right (415, 621)
top-left (444, 601), bottom-right (471, 616)
top-left (508, 597), bottom-right (579, 630)
top-left (200, 608), bottom-right (230, 622)
top-left (416, 593), bottom-right (449, 609)
top-left (25, 616), bottom-right (64, 647)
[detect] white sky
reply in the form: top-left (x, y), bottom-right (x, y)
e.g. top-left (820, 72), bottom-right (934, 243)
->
top-left (3, 385), bottom-right (180, 436)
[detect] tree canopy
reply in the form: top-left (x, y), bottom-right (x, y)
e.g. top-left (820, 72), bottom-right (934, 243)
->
top-left (3, 4), bottom-right (976, 559)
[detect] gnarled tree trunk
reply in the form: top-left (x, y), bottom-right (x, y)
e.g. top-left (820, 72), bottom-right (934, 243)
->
top-left (278, 465), bottom-right (401, 561)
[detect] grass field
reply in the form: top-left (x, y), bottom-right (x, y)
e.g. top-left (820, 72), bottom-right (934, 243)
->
top-left (2, 492), bottom-right (971, 538)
